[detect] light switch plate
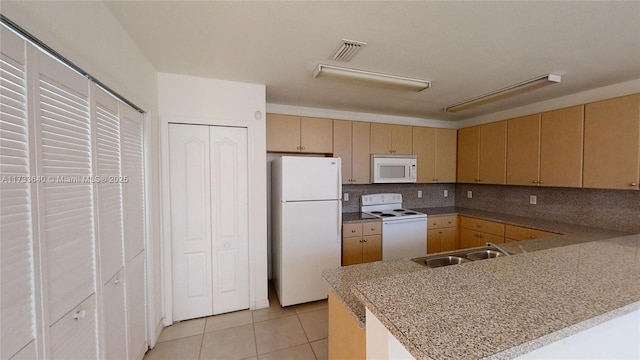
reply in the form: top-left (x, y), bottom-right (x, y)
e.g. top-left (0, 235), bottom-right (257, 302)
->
top-left (467, 190), bottom-right (473, 198)
top-left (418, 190), bottom-right (423, 198)
top-left (444, 190), bottom-right (448, 197)
top-left (344, 193), bottom-right (349, 201)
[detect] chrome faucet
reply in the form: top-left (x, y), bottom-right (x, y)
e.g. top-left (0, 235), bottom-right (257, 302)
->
top-left (486, 242), bottom-right (511, 256)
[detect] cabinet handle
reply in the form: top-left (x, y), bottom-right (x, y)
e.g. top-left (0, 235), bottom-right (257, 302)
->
top-left (359, 239), bottom-right (363, 243)
top-left (301, 146), bottom-right (305, 150)
top-left (631, 183), bottom-right (638, 187)
top-left (370, 228), bottom-right (376, 231)
top-left (476, 225), bottom-right (482, 228)
top-left (351, 229), bottom-right (356, 233)
top-left (439, 231), bottom-right (443, 234)
top-left (296, 146), bottom-right (300, 150)
top-left (73, 310), bottom-right (87, 321)
top-left (533, 180), bottom-right (538, 184)
top-left (114, 278), bottom-right (119, 285)
top-left (363, 239), bottom-right (367, 242)
top-left (529, 235), bottom-right (535, 239)
top-left (539, 180), bottom-right (544, 184)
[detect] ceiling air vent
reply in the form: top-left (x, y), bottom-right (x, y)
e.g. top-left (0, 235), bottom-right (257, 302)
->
top-left (331, 39), bottom-right (367, 62)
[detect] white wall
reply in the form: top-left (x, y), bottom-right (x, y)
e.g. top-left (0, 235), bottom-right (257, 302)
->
top-left (1, 0), bottom-right (164, 346)
top-left (157, 73), bottom-right (269, 317)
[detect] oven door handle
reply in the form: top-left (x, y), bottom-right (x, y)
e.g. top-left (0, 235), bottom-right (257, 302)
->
top-left (383, 217), bottom-right (428, 226)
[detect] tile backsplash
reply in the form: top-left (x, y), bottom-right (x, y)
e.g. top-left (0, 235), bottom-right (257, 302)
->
top-left (455, 184), bottom-right (640, 233)
top-left (342, 183), bottom-right (456, 213)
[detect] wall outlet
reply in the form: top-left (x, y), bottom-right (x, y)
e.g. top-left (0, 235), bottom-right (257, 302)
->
top-left (529, 195), bottom-right (537, 205)
top-left (344, 193), bottom-right (349, 201)
top-left (467, 190), bottom-right (473, 199)
top-left (417, 190), bottom-right (423, 198)
top-left (444, 190), bottom-right (448, 197)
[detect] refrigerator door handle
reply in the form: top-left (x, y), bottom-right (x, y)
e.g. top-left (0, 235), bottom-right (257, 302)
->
top-left (337, 201), bottom-right (342, 243)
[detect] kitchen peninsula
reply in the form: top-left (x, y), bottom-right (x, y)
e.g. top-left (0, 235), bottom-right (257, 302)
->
top-left (324, 208), bottom-right (639, 359)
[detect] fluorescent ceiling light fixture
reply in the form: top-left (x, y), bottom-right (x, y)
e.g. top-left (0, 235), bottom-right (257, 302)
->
top-left (444, 74), bottom-right (562, 113)
top-left (312, 64), bottom-right (431, 92)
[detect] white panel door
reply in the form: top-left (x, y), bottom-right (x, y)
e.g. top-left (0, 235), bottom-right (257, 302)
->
top-left (169, 124), bottom-right (213, 321)
top-left (101, 268), bottom-right (127, 360)
top-left (210, 126), bottom-right (249, 314)
top-left (169, 124), bottom-right (249, 320)
top-left (0, 27), bottom-right (36, 360)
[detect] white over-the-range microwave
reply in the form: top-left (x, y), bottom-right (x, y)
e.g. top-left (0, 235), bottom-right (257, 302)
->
top-left (370, 154), bottom-right (417, 183)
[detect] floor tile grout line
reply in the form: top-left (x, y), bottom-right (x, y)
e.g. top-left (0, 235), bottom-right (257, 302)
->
top-left (252, 309), bottom-right (260, 359)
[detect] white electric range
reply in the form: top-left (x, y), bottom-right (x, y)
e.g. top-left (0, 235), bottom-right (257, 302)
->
top-left (361, 193), bottom-right (428, 260)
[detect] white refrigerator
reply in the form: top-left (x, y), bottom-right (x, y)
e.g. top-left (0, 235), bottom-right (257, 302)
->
top-left (271, 156), bottom-right (342, 306)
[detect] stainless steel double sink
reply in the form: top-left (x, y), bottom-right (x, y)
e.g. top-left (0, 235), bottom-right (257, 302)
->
top-left (412, 243), bottom-right (510, 268)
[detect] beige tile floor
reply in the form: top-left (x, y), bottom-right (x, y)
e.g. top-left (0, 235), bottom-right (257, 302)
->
top-left (144, 285), bottom-right (328, 360)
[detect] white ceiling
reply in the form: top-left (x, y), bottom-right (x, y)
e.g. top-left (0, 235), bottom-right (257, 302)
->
top-left (104, 1), bottom-right (640, 121)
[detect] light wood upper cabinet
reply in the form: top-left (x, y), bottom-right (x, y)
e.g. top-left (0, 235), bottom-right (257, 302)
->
top-left (507, 108), bottom-right (584, 188)
top-left (333, 120), bottom-right (371, 184)
top-left (371, 123), bottom-right (413, 154)
top-left (507, 114), bottom-right (540, 186)
top-left (266, 114), bottom-right (332, 153)
top-left (457, 126), bottom-right (480, 183)
top-left (539, 105), bottom-right (584, 188)
top-left (457, 122), bottom-right (506, 184)
top-left (413, 127), bottom-right (457, 183)
top-left (584, 94), bottom-right (640, 190)
top-left (479, 121), bottom-right (507, 184)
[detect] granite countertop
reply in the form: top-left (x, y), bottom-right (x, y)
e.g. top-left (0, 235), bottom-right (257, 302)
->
top-left (352, 233), bottom-right (640, 359)
top-left (323, 207), bottom-right (640, 358)
top-left (342, 212), bottom-right (379, 223)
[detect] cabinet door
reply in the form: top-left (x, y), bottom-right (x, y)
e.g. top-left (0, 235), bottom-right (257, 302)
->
top-left (584, 94), bottom-right (640, 190)
top-left (342, 237), bottom-right (363, 266)
top-left (266, 114), bottom-right (300, 152)
top-left (540, 105), bottom-right (584, 188)
top-left (428, 217), bottom-right (442, 229)
top-left (392, 125), bottom-right (413, 154)
top-left (300, 117), bottom-right (333, 153)
top-left (507, 114), bottom-right (540, 186)
top-left (102, 269), bottom-right (127, 360)
top-left (435, 129), bottom-right (457, 182)
top-left (457, 126), bottom-right (480, 183)
top-left (362, 235), bottom-right (382, 263)
top-left (50, 294), bottom-right (97, 359)
top-left (479, 121), bottom-right (507, 184)
top-left (413, 127), bottom-right (436, 183)
top-left (426, 229), bottom-right (441, 254)
top-left (460, 229), bottom-right (482, 249)
top-left (440, 215), bottom-right (458, 228)
top-left (351, 122), bottom-right (371, 184)
top-left (370, 123), bottom-right (393, 154)
top-left (333, 120), bottom-right (352, 183)
top-left (440, 227), bottom-right (458, 252)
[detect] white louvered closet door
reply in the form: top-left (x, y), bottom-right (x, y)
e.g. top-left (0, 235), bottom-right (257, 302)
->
top-left (121, 103), bottom-right (147, 360)
top-left (33, 49), bottom-right (97, 357)
top-left (91, 84), bottom-right (127, 360)
top-left (0, 27), bottom-right (37, 360)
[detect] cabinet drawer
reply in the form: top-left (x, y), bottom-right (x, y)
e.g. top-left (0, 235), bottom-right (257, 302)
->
top-left (428, 217), bottom-right (442, 229)
top-left (505, 225), bottom-right (558, 241)
top-left (440, 215), bottom-right (458, 228)
top-left (343, 223), bottom-right (362, 237)
top-left (460, 217), bottom-right (505, 237)
top-left (50, 294), bottom-right (97, 360)
top-left (362, 221), bottom-right (381, 235)
top-left (461, 229), bottom-right (504, 248)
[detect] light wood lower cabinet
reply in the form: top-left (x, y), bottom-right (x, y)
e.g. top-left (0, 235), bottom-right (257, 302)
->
top-left (426, 215), bottom-right (459, 253)
top-left (328, 290), bottom-right (365, 359)
top-left (342, 221), bottom-right (382, 266)
top-left (505, 224), bottom-right (558, 242)
top-left (459, 216), bottom-right (505, 249)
